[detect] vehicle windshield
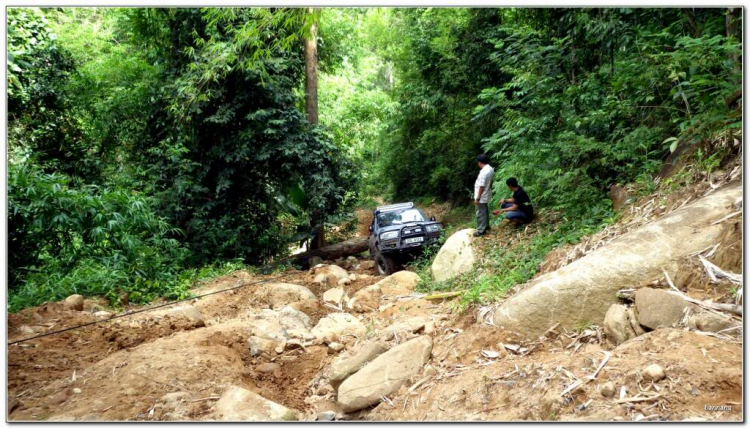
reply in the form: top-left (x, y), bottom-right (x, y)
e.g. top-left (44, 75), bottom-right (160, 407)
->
top-left (377, 208), bottom-right (426, 227)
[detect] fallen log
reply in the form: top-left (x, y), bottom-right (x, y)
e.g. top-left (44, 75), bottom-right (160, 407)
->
top-left (290, 236), bottom-right (369, 268)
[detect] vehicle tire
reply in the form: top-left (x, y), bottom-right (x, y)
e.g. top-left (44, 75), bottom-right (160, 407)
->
top-left (375, 253), bottom-right (400, 276)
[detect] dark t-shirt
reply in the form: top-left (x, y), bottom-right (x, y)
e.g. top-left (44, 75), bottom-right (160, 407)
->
top-left (513, 187), bottom-right (533, 217)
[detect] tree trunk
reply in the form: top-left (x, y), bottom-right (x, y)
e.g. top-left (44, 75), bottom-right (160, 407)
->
top-left (304, 9), bottom-right (318, 125)
top-left (290, 237), bottom-right (369, 269)
top-left (304, 8), bottom-right (325, 250)
top-left (726, 8), bottom-right (741, 71)
top-left (681, 9), bottom-right (700, 37)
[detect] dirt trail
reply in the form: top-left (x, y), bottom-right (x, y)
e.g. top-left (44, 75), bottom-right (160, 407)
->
top-left (7, 184), bottom-right (743, 421)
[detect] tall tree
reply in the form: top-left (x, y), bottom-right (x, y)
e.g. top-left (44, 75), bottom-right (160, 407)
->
top-left (304, 7), bottom-right (319, 125)
top-left (305, 8), bottom-right (325, 250)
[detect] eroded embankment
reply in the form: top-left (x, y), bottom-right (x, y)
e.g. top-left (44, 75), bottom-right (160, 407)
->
top-left (491, 183), bottom-right (742, 337)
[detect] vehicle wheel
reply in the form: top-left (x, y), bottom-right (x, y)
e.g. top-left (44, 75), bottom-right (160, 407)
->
top-left (375, 253), bottom-right (400, 276)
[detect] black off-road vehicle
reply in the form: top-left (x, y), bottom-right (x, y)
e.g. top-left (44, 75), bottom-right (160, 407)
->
top-left (368, 202), bottom-right (442, 275)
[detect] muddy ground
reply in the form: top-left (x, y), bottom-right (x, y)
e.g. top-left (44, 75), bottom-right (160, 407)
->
top-left (7, 251), bottom-right (742, 421)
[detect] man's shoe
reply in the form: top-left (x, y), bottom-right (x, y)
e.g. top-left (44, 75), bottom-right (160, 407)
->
top-left (473, 231), bottom-right (485, 237)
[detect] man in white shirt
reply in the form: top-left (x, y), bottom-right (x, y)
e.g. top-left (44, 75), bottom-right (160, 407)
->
top-left (473, 153), bottom-right (495, 237)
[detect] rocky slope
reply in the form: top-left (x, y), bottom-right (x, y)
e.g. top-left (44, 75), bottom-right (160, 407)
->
top-left (7, 181), bottom-right (743, 421)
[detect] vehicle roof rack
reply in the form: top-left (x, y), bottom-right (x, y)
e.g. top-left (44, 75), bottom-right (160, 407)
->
top-left (376, 202), bottom-right (414, 213)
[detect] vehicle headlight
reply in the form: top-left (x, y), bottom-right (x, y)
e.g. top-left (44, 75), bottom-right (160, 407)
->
top-left (426, 224), bottom-right (440, 233)
top-left (380, 231), bottom-right (399, 240)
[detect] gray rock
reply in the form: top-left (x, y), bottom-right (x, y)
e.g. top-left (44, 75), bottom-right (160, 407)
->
top-left (313, 265), bottom-right (350, 287)
top-left (311, 313), bottom-right (367, 342)
top-left (642, 364), bottom-right (666, 382)
top-left (248, 314), bottom-right (290, 342)
top-left (600, 381), bottom-right (615, 398)
top-left (166, 305), bottom-right (205, 327)
top-left (327, 342), bottom-right (345, 353)
top-left (431, 229), bottom-right (476, 282)
top-left (635, 288), bottom-right (690, 330)
top-left (329, 341), bottom-right (389, 382)
top-left (687, 311), bottom-right (735, 333)
top-left (246, 307), bottom-right (313, 346)
top-left (381, 317), bottom-right (428, 337)
top-left (347, 271), bottom-right (422, 313)
top-left (248, 336), bottom-right (278, 357)
top-left (337, 335), bottom-right (432, 412)
top-left (63, 294), bottom-right (84, 311)
top-left (316, 411), bottom-right (336, 421)
top-left (263, 283), bottom-right (316, 309)
top-left (603, 304), bottom-right (637, 345)
top-left (323, 288), bottom-right (349, 306)
top-left (211, 386), bottom-right (297, 421)
top-left (490, 184), bottom-right (741, 338)
top-left (277, 306), bottom-right (312, 331)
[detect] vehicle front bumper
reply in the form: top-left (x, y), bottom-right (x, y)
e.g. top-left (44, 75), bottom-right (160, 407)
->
top-left (378, 235), bottom-right (440, 254)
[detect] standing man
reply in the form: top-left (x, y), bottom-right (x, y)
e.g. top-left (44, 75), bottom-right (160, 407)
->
top-left (473, 154), bottom-right (495, 237)
top-left (498, 177), bottom-right (533, 225)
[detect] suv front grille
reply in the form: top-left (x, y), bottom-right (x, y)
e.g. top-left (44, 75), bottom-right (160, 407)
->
top-left (401, 226), bottom-right (423, 236)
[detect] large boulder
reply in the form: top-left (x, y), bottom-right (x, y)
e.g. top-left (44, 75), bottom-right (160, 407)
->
top-left (329, 341), bottom-right (389, 383)
top-left (491, 184), bottom-right (741, 338)
top-left (431, 229), bottom-right (476, 282)
top-left (687, 311), bottom-right (735, 333)
top-left (311, 313), bottom-right (367, 342)
top-left (337, 335), bottom-right (433, 412)
top-left (347, 271), bottom-right (422, 312)
top-left (312, 265), bottom-right (350, 287)
top-left (603, 304), bottom-right (637, 344)
top-left (247, 307), bottom-right (314, 356)
top-left (634, 288), bottom-right (690, 330)
top-left (276, 306), bottom-right (312, 336)
top-left (262, 283), bottom-right (316, 309)
top-left (211, 386), bottom-right (297, 421)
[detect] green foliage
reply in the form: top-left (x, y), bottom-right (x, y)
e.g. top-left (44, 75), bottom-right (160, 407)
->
top-left (318, 9), bottom-right (399, 196)
top-left (373, 9), bottom-right (507, 202)
top-left (7, 7), bottom-right (741, 312)
top-left (124, 8), bottom-right (357, 264)
top-left (7, 8), bottom-right (89, 178)
top-left (7, 7), bottom-right (357, 311)
top-left (477, 8), bottom-right (740, 221)
top-left (8, 161), bottom-right (191, 311)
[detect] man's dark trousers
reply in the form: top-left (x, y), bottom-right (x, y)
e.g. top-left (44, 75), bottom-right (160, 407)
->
top-left (476, 203), bottom-right (489, 235)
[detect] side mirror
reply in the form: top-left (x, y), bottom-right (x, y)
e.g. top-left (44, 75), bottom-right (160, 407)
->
top-left (429, 216), bottom-right (436, 221)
